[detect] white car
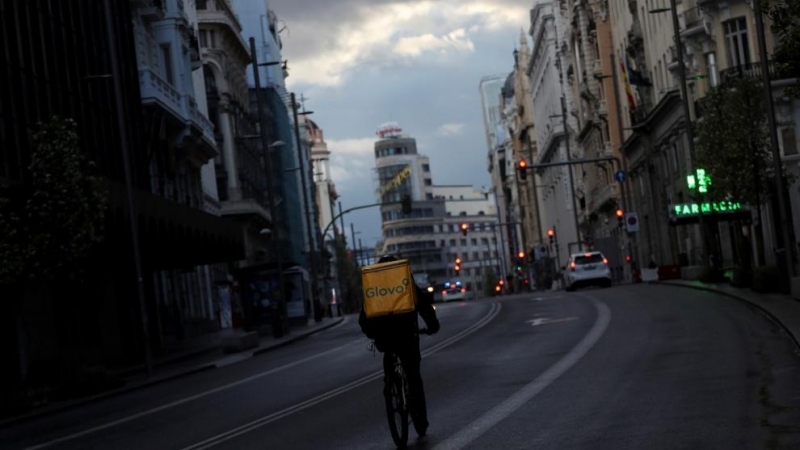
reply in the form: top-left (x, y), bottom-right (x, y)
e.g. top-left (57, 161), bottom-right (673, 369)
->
top-left (441, 286), bottom-right (467, 302)
top-left (565, 251), bottom-right (612, 291)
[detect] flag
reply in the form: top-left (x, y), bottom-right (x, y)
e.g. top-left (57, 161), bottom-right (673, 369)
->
top-left (626, 56), bottom-right (651, 87)
top-left (620, 61), bottom-right (637, 112)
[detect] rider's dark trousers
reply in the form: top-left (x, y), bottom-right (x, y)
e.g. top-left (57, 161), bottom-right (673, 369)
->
top-left (382, 340), bottom-right (427, 420)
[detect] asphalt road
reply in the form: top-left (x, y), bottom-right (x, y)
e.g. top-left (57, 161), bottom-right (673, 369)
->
top-left (2, 284), bottom-right (800, 449)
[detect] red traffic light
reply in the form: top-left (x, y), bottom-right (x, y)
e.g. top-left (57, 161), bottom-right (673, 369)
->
top-left (625, 254), bottom-right (632, 263)
top-left (517, 159), bottom-right (528, 169)
top-left (615, 208), bottom-right (624, 218)
top-left (455, 257), bottom-right (462, 265)
top-left (547, 228), bottom-right (554, 237)
top-left (518, 251), bottom-right (525, 259)
top-left (498, 279), bottom-right (505, 285)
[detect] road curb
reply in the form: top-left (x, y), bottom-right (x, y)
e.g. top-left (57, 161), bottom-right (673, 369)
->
top-left (657, 281), bottom-right (800, 351)
top-left (0, 317), bottom-right (346, 428)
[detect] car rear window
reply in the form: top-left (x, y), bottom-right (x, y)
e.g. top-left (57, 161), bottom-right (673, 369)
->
top-left (574, 254), bottom-right (604, 264)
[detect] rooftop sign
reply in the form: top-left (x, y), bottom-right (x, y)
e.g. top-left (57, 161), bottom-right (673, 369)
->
top-left (376, 122), bottom-right (404, 139)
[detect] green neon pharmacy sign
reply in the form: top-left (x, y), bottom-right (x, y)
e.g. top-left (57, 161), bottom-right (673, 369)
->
top-left (672, 201), bottom-right (743, 217)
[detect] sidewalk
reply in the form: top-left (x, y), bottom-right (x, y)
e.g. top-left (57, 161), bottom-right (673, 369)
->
top-left (658, 279), bottom-right (800, 349)
top-left (1, 315), bottom-right (348, 427)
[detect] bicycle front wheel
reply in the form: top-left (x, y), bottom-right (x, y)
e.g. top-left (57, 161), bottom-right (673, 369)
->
top-left (384, 365), bottom-right (409, 447)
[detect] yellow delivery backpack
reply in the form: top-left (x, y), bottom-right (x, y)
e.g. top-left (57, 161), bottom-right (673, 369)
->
top-left (361, 259), bottom-right (418, 318)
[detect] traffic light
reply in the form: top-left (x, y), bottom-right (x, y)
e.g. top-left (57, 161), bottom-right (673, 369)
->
top-left (616, 208), bottom-right (624, 227)
top-left (517, 159), bottom-right (528, 181)
top-left (401, 194), bottom-right (412, 215)
top-left (460, 222), bottom-right (469, 236)
top-left (625, 254), bottom-right (632, 263)
top-left (517, 251), bottom-right (525, 260)
top-left (547, 228), bottom-right (555, 244)
top-left (498, 279), bottom-right (505, 286)
top-left (454, 257), bottom-right (461, 275)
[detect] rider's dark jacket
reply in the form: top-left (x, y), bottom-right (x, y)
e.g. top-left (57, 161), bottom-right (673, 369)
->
top-left (358, 283), bottom-right (439, 352)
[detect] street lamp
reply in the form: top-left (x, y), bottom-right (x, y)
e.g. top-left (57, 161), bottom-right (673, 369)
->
top-left (290, 93), bottom-right (322, 322)
top-left (649, 1), bottom-right (710, 269)
top-left (249, 37), bottom-right (289, 337)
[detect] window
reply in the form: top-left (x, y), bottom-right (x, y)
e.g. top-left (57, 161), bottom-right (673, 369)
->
top-left (199, 30), bottom-right (208, 48)
top-left (782, 127), bottom-right (797, 156)
top-left (723, 18), bottom-right (750, 68)
top-left (422, 164), bottom-right (430, 172)
top-left (424, 178), bottom-right (432, 186)
top-left (209, 30), bottom-right (217, 48)
top-left (449, 239), bottom-right (456, 246)
top-left (471, 238), bottom-right (477, 246)
top-left (197, 0), bottom-right (207, 9)
top-left (460, 239), bottom-right (467, 246)
top-left (160, 45), bottom-right (173, 85)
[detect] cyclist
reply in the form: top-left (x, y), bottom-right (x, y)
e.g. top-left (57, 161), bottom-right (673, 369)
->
top-left (359, 255), bottom-right (440, 436)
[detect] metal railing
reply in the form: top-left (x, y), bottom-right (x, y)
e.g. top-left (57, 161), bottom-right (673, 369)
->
top-left (719, 60), bottom-right (778, 84)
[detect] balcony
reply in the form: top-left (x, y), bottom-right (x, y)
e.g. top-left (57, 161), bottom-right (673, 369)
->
top-left (137, 0), bottom-right (166, 22)
top-left (589, 183), bottom-right (618, 214)
top-left (592, 59), bottom-right (603, 77)
top-left (719, 61), bottom-right (782, 85)
top-left (597, 99), bottom-right (608, 117)
top-left (139, 68), bottom-right (183, 118)
top-left (139, 68), bottom-right (216, 148)
top-left (680, 7), bottom-right (709, 37)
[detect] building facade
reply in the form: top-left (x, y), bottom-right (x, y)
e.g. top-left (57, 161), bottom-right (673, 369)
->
top-left (527, 1), bottom-right (584, 269)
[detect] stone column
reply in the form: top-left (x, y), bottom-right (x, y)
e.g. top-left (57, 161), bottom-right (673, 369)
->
top-left (218, 95), bottom-right (240, 201)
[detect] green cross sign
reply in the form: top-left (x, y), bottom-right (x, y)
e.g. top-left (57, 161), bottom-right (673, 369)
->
top-left (687, 168), bottom-right (710, 193)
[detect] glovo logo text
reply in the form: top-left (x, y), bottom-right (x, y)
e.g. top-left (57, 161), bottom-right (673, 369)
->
top-left (366, 278), bottom-right (410, 298)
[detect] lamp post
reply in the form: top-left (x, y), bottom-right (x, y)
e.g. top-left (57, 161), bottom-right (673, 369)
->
top-left (650, 1), bottom-right (710, 269)
top-left (595, 53), bottom-right (636, 276)
top-left (290, 92), bottom-right (322, 322)
top-left (249, 37), bottom-right (289, 336)
top-left (103, 0), bottom-right (151, 374)
top-left (754, 0), bottom-right (794, 284)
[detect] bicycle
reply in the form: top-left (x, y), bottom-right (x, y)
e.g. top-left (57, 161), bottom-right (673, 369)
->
top-left (380, 327), bottom-right (430, 448)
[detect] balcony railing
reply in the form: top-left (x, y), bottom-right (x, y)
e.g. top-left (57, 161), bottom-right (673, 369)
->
top-left (139, 68), bottom-right (215, 143)
top-left (680, 7), bottom-right (706, 35)
top-left (139, 68), bottom-right (183, 118)
top-left (719, 60), bottom-right (783, 85)
top-left (138, 0), bottom-right (166, 21)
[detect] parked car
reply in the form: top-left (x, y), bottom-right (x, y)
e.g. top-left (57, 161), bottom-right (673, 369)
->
top-left (565, 251), bottom-right (612, 291)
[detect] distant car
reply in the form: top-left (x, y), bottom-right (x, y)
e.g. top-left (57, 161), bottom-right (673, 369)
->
top-left (565, 251), bottom-right (612, 291)
top-left (441, 286), bottom-right (467, 302)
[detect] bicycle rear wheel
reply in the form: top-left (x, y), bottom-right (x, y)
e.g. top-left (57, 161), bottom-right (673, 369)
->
top-left (384, 358), bottom-right (409, 447)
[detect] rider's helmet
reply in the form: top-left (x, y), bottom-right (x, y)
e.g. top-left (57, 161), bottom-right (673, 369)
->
top-left (378, 254), bottom-right (400, 263)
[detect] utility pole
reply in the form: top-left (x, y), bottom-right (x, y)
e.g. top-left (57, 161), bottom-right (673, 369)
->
top-left (249, 38), bottom-right (288, 335)
top-left (610, 52), bottom-right (636, 275)
top-left (667, 0), bottom-right (709, 268)
top-left (104, 0), bottom-right (151, 374)
top-left (290, 92), bottom-right (321, 322)
top-left (755, 0), bottom-right (794, 284)
top-left (554, 24), bottom-right (583, 253)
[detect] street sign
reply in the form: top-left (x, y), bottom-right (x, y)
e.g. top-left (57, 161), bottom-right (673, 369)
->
top-left (625, 212), bottom-right (639, 233)
top-left (614, 170), bottom-right (627, 183)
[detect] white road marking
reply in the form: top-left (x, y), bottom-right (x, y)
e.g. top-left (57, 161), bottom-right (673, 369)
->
top-left (433, 295), bottom-right (611, 450)
top-left (26, 302), bottom-right (501, 450)
top-left (525, 317), bottom-right (578, 326)
top-left (23, 340), bottom-right (360, 450)
top-left (178, 302), bottom-right (503, 450)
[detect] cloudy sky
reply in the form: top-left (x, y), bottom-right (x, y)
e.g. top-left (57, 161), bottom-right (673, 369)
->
top-left (267, 0), bottom-right (533, 248)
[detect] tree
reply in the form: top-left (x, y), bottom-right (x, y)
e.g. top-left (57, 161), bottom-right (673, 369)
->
top-left (0, 117), bottom-right (107, 285)
top-left (770, 1), bottom-right (800, 97)
top-left (696, 78), bottom-right (772, 266)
